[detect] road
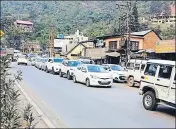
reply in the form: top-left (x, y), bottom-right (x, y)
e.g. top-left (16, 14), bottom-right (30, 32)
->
top-left (11, 63), bottom-right (175, 128)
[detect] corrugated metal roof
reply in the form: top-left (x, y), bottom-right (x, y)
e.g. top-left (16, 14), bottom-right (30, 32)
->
top-left (131, 30), bottom-right (152, 36)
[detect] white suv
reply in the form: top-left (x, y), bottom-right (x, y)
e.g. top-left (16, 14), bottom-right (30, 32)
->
top-left (59, 60), bottom-right (80, 79)
top-left (45, 58), bottom-right (64, 74)
top-left (139, 59), bottom-right (175, 111)
top-left (125, 59), bottom-right (147, 87)
top-left (102, 64), bottom-right (126, 82)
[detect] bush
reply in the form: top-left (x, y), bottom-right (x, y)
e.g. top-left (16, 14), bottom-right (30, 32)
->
top-left (0, 55), bottom-right (37, 128)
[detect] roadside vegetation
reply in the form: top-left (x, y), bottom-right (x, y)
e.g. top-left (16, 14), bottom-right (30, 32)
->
top-left (0, 55), bottom-right (38, 128)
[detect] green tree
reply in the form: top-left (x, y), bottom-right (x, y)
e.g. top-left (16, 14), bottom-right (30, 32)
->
top-left (131, 2), bottom-right (140, 32)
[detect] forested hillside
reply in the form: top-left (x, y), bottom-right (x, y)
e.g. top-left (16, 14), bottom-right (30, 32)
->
top-left (1, 1), bottom-right (175, 43)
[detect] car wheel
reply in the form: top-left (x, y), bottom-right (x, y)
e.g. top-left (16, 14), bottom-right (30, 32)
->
top-left (67, 71), bottom-right (71, 80)
top-left (127, 76), bottom-right (134, 87)
top-left (17, 63), bottom-right (20, 65)
top-left (46, 67), bottom-right (49, 73)
top-left (143, 91), bottom-right (158, 111)
top-left (52, 67), bottom-right (56, 75)
top-left (59, 70), bottom-right (63, 77)
top-left (25, 63), bottom-right (27, 66)
top-left (73, 75), bottom-right (77, 83)
top-left (86, 78), bottom-right (90, 87)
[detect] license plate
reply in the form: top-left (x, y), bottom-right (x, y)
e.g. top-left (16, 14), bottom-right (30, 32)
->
top-left (101, 80), bottom-right (108, 83)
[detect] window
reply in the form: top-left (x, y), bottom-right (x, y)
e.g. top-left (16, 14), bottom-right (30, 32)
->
top-left (126, 63), bottom-right (134, 70)
top-left (109, 41), bottom-right (117, 50)
top-left (129, 41), bottom-right (139, 50)
top-left (158, 65), bottom-right (172, 79)
top-left (141, 64), bottom-right (145, 71)
top-left (134, 64), bottom-right (140, 70)
top-left (144, 63), bottom-right (158, 76)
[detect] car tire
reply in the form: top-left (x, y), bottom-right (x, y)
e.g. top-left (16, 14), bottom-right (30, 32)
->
top-left (86, 78), bottom-right (90, 87)
top-left (46, 67), bottom-right (49, 73)
top-left (59, 70), bottom-right (63, 77)
top-left (52, 67), bottom-right (55, 75)
top-left (143, 91), bottom-right (158, 111)
top-left (17, 63), bottom-right (20, 65)
top-left (73, 75), bottom-right (77, 83)
top-left (67, 71), bottom-right (71, 80)
top-left (25, 63), bottom-right (27, 66)
top-left (127, 76), bottom-right (134, 87)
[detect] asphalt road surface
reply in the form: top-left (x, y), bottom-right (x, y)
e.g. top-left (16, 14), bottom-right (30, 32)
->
top-left (11, 63), bottom-right (175, 128)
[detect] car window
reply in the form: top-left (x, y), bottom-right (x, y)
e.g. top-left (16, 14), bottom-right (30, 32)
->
top-left (87, 65), bottom-right (107, 73)
top-left (53, 58), bottom-right (64, 63)
top-left (126, 63), bottom-right (134, 70)
top-left (111, 65), bottom-right (123, 71)
top-left (144, 63), bottom-right (158, 76)
top-left (134, 64), bottom-right (140, 70)
top-left (141, 64), bottom-right (145, 71)
top-left (158, 65), bottom-right (172, 79)
top-left (68, 61), bottom-right (80, 67)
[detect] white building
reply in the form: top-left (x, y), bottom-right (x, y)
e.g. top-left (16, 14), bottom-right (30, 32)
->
top-left (54, 30), bottom-right (89, 55)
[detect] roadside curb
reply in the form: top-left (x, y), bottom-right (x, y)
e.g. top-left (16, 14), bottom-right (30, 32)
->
top-left (15, 80), bottom-right (56, 128)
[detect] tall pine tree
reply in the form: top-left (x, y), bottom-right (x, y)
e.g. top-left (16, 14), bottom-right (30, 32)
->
top-left (131, 2), bottom-right (140, 32)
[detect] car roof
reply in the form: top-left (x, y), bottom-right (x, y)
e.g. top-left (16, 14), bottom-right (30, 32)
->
top-left (128, 59), bottom-right (147, 63)
top-left (147, 59), bottom-right (175, 66)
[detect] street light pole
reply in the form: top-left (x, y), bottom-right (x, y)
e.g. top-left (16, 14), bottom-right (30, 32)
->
top-left (49, 25), bottom-right (54, 57)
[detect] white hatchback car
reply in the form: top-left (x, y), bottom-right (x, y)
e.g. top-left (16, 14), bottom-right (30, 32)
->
top-left (73, 64), bottom-right (113, 87)
top-left (102, 64), bottom-right (126, 82)
top-left (17, 56), bottom-right (28, 65)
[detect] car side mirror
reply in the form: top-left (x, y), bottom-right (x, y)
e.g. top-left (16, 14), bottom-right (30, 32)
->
top-left (82, 69), bottom-right (87, 73)
top-left (77, 67), bottom-right (81, 70)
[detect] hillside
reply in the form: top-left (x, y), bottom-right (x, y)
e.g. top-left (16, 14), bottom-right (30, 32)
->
top-left (1, 1), bottom-right (175, 39)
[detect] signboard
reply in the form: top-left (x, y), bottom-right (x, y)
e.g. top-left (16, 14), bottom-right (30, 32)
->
top-left (96, 39), bottom-right (104, 47)
top-left (57, 34), bottom-right (64, 39)
top-left (156, 40), bottom-right (175, 53)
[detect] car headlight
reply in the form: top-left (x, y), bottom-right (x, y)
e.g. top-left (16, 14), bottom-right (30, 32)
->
top-left (90, 75), bottom-right (99, 79)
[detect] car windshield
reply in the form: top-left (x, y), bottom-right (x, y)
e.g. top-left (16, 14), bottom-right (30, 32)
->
top-left (87, 65), bottom-right (107, 72)
top-left (68, 61), bottom-right (80, 67)
top-left (110, 65), bottom-right (123, 71)
top-left (53, 58), bottom-right (64, 63)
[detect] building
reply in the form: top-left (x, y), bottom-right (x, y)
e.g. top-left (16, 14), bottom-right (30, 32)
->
top-left (54, 30), bottom-right (89, 55)
top-left (155, 39), bottom-right (176, 61)
top-left (150, 4), bottom-right (176, 24)
top-left (21, 42), bottom-right (40, 53)
top-left (14, 20), bottom-right (33, 32)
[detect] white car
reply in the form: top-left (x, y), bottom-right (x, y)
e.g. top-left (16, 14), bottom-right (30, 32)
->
top-left (35, 57), bottom-right (42, 68)
top-left (102, 64), bottom-right (126, 82)
top-left (59, 60), bottom-right (80, 79)
top-left (139, 59), bottom-right (175, 111)
top-left (30, 57), bottom-right (36, 66)
top-left (125, 59), bottom-right (147, 87)
top-left (73, 64), bottom-right (113, 87)
top-left (41, 58), bottom-right (48, 71)
top-left (45, 58), bottom-right (64, 74)
top-left (17, 56), bottom-right (28, 65)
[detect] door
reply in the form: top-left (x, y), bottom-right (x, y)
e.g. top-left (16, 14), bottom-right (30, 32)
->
top-left (126, 62), bottom-right (134, 77)
top-left (168, 68), bottom-right (176, 104)
top-left (142, 63), bottom-right (159, 88)
top-left (79, 66), bottom-right (87, 83)
top-left (133, 63), bottom-right (141, 82)
top-left (47, 58), bottom-right (53, 70)
top-left (75, 65), bottom-right (82, 82)
top-left (155, 64), bottom-right (173, 100)
top-left (62, 61), bottom-right (68, 73)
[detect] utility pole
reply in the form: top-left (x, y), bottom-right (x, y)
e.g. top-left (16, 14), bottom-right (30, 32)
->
top-left (116, 1), bottom-right (134, 64)
top-left (49, 25), bottom-right (54, 57)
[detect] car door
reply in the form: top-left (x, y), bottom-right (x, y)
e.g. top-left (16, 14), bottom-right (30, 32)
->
top-left (141, 63), bottom-right (159, 90)
top-left (62, 61), bottom-right (68, 74)
top-left (80, 66), bottom-right (87, 83)
top-left (47, 58), bottom-right (53, 70)
top-left (75, 65), bottom-right (82, 82)
top-left (156, 64), bottom-right (174, 101)
top-left (133, 63), bottom-right (141, 82)
top-left (168, 70), bottom-right (175, 104)
top-left (126, 62), bottom-right (134, 77)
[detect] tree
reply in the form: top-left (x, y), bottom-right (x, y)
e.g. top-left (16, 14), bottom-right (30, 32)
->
top-left (131, 2), bottom-right (140, 32)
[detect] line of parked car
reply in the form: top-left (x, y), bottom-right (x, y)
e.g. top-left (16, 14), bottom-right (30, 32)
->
top-left (17, 55), bottom-right (175, 111)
